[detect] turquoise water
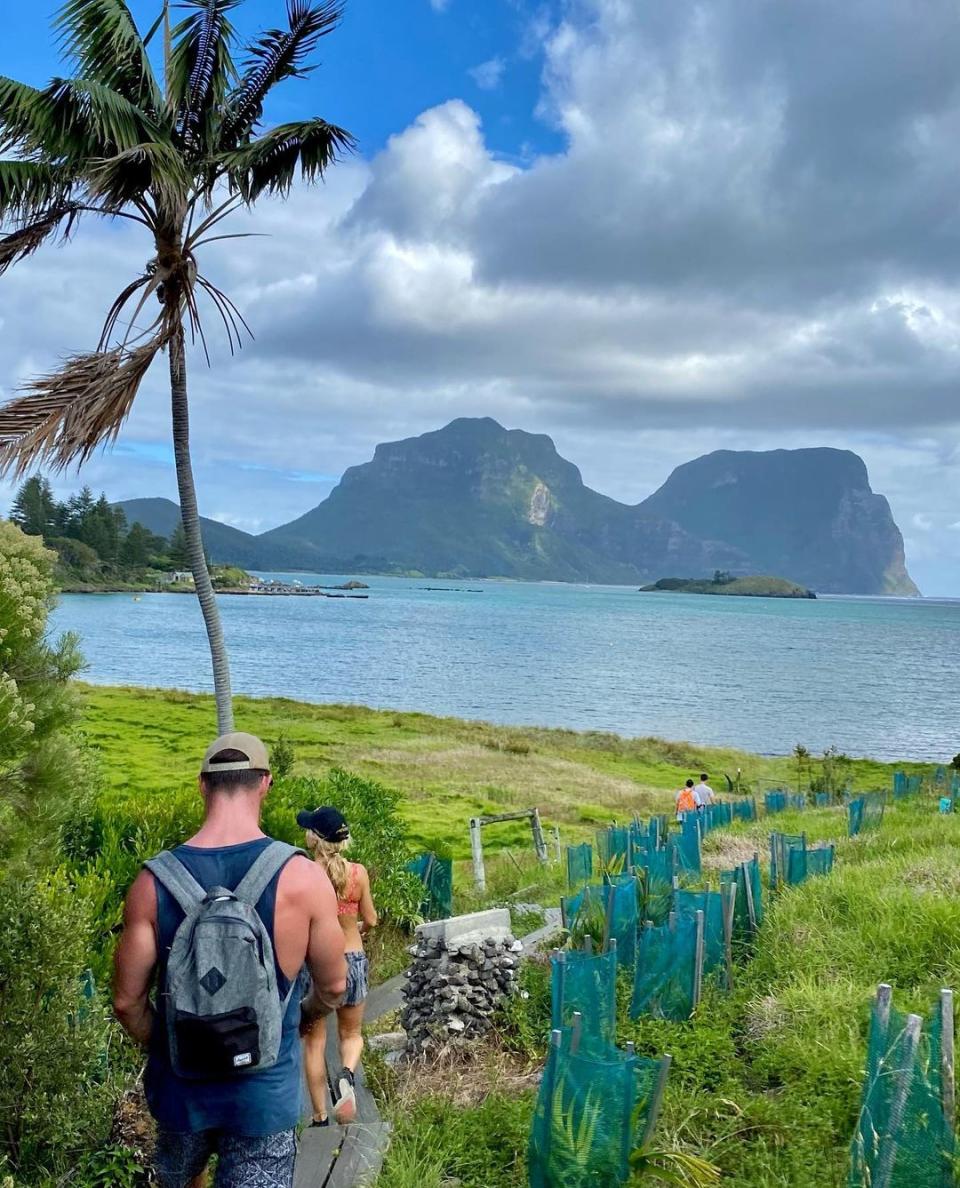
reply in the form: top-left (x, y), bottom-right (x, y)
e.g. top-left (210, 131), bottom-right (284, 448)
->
top-left (51, 575), bottom-right (960, 761)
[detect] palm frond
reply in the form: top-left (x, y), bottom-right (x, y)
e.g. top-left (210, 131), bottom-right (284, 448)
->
top-left (222, 1), bottom-right (345, 146)
top-left (0, 75), bottom-right (159, 166)
top-left (55, 0), bottom-right (163, 112)
top-left (0, 160), bottom-right (74, 222)
top-left (49, 78), bottom-right (161, 155)
top-left (169, 0), bottom-right (239, 152)
top-left (87, 140), bottom-right (189, 211)
top-left (0, 339), bottom-right (164, 478)
top-left (222, 116), bottom-right (354, 201)
top-left (0, 203), bottom-right (80, 277)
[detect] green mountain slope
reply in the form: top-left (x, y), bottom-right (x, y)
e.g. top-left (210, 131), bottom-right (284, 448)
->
top-left (638, 449), bottom-right (918, 595)
top-left (115, 498), bottom-right (264, 568)
top-left (117, 420), bottom-right (919, 594)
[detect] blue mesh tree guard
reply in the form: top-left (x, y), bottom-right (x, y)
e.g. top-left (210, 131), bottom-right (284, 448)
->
top-left (788, 793), bottom-right (807, 811)
top-left (566, 843), bottom-right (593, 890)
top-left (786, 842), bottom-right (835, 885)
top-left (602, 875), bottom-right (639, 969)
top-left (667, 830), bottom-right (701, 879)
top-left (405, 852), bottom-right (453, 919)
top-left (815, 792), bottom-right (831, 808)
top-left (849, 793), bottom-right (886, 837)
top-left (596, 827), bottom-right (631, 875)
top-left (849, 986), bottom-right (956, 1188)
top-left (766, 790), bottom-right (788, 815)
top-left (635, 860), bottom-right (674, 928)
top-left (934, 766), bottom-right (947, 788)
top-left (529, 1031), bottom-right (665, 1188)
top-left (769, 832), bottom-right (806, 889)
top-left (720, 855), bottom-right (763, 939)
top-left (675, 888), bottom-right (725, 975)
top-left (550, 948), bottom-right (618, 1058)
top-left (733, 798), bottom-right (758, 822)
top-left (631, 913), bottom-right (701, 1021)
top-left (893, 772), bottom-right (922, 799)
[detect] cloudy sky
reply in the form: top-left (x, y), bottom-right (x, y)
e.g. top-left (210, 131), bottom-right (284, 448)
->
top-left (3, 0), bottom-right (960, 593)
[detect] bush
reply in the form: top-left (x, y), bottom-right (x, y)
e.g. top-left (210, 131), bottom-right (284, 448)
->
top-left (0, 522), bottom-right (87, 863)
top-left (0, 868), bottom-right (118, 1181)
top-left (266, 769), bottom-right (424, 927)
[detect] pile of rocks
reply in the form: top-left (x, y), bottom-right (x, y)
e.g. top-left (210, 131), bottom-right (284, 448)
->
top-left (400, 909), bottom-right (523, 1054)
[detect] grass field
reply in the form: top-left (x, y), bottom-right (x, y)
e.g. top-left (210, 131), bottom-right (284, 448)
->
top-left (78, 683), bottom-right (909, 861)
top-left (74, 683), bottom-right (956, 1186)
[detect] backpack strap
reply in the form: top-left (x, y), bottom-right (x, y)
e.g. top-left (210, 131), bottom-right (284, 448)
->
top-left (234, 841), bottom-right (307, 908)
top-left (145, 850), bottom-right (207, 915)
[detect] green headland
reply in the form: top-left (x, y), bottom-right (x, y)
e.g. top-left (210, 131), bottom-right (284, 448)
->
top-left (640, 573), bottom-right (816, 598)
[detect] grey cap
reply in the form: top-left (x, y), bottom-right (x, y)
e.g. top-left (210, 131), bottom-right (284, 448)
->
top-left (200, 731), bottom-right (270, 773)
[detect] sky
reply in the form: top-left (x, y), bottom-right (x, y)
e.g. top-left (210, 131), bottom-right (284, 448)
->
top-left (3, 0), bottom-right (960, 593)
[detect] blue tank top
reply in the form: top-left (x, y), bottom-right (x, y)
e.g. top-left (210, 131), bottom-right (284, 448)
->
top-left (144, 837), bottom-right (304, 1136)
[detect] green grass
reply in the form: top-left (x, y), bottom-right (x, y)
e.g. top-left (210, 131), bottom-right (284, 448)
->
top-left (72, 684), bottom-right (957, 1186)
top-left (77, 684), bottom-right (908, 862)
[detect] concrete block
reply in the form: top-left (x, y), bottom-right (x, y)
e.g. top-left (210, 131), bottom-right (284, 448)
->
top-left (416, 908), bottom-right (512, 947)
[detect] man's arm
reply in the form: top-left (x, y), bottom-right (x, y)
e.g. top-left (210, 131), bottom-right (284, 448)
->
top-left (113, 869), bottom-right (159, 1048)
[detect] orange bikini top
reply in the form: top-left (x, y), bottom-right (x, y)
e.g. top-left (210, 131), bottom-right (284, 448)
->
top-left (337, 863), bottom-right (361, 916)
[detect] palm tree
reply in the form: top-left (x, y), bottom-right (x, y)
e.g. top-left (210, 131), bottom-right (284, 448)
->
top-left (0, 0), bottom-right (353, 731)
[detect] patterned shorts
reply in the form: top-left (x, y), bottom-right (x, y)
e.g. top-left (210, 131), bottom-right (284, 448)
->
top-left (344, 950), bottom-right (369, 1007)
top-left (154, 1127), bottom-right (297, 1188)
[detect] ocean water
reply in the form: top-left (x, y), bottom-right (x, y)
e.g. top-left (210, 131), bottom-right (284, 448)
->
top-left (50, 575), bottom-right (960, 762)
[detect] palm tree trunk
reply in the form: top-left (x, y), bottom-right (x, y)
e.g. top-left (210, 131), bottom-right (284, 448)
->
top-left (169, 331), bottom-right (234, 732)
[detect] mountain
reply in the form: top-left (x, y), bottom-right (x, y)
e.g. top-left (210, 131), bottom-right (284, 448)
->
top-left (115, 498), bottom-right (263, 568)
top-left (639, 448), bottom-right (918, 595)
top-left (118, 419), bottom-right (919, 594)
top-left (258, 417), bottom-right (744, 582)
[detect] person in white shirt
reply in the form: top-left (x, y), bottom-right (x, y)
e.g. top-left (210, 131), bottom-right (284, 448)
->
top-left (696, 774), bottom-right (715, 807)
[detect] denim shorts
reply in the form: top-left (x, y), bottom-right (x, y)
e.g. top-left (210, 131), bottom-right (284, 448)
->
top-left (154, 1127), bottom-right (297, 1188)
top-left (344, 950), bottom-right (369, 1007)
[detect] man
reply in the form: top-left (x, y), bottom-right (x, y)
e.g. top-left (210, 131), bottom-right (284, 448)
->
top-left (114, 733), bottom-right (347, 1188)
top-left (696, 773), bottom-right (716, 807)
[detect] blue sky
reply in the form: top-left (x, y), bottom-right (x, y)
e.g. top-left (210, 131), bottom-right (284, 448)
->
top-left (3, 0), bottom-right (960, 594)
top-left (9, 1), bottom-right (564, 160)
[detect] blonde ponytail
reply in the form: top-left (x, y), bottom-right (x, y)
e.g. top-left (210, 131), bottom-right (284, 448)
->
top-left (306, 831), bottom-right (351, 898)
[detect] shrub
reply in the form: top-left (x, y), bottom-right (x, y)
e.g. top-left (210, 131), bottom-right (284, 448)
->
top-left (0, 868), bottom-right (118, 1181)
top-left (0, 521), bottom-right (87, 863)
top-left (266, 769), bottom-right (424, 927)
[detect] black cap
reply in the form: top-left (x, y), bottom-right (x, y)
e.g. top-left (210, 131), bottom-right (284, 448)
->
top-left (296, 806), bottom-right (349, 842)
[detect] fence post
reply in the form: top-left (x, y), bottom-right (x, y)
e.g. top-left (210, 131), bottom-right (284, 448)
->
top-left (570, 1010), bottom-right (583, 1055)
top-left (641, 1053), bottom-right (673, 1149)
top-left (552, 825), bottom-right (562, 863)
top-left (469, 817), bottom-right (486, 891)
top-left (692, 909), bottom-right (705, 1012)
top-left (876, 983), bottom-right (893, 1048)
top-left (875, 1012), bottom-right (923, 1188)
top-left (722, 881), bottom-right (737, 991)
top-left (603, 884), bottom-right (616, 952)
top-left (941, 988), bottom-right (955, 1139)
top-left (742, 860), bottom-right (757, 935)
top-left (531, 808), bottom-right (549, 864)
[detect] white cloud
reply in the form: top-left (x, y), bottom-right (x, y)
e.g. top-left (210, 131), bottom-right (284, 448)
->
top-left (4, 0), bottom-right (960, 591)
top-left (469, 57), bottom-right (506, 91)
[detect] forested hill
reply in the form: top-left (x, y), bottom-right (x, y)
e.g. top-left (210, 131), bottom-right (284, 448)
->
top-left (70, 419), bottom-right (918, 595)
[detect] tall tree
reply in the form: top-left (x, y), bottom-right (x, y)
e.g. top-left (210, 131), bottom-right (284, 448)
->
top-left (9, 476), bottom-right (56, 536)
top-left (0, 0), bottom-right (353, 730)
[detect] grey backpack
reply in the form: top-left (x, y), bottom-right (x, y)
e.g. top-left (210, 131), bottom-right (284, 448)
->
top-left (145, 841), bottom-right (305, 1080)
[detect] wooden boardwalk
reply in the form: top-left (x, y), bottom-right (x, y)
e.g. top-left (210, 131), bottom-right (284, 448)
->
top-left (293, 972), bottom-right (405, 1188)
top-left (294, 911), bottom-right (562, 1186)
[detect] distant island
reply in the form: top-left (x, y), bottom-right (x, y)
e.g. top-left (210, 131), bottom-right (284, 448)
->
top-left (110, 418), bottom-right (919, 596)
top-left (640, 573), bottom-right (816, 599)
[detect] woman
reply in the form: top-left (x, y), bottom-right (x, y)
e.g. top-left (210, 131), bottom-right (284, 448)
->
top-left (297, 805), bottom-right (378, 1127)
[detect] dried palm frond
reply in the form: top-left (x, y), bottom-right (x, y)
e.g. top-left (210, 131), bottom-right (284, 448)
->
top-left (0, 337), bottom-right (166, 478)
top-left (0, 203), bottom-right (80, 276)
